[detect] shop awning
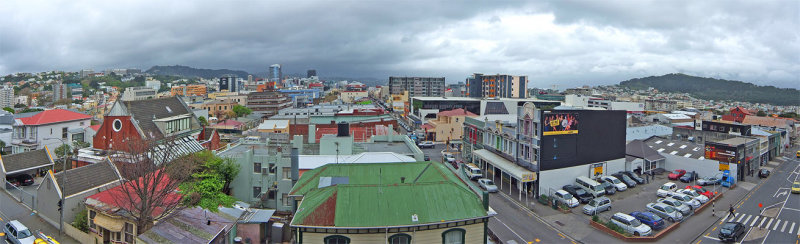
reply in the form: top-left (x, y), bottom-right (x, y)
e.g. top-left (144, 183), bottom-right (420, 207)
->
top-left (473, 149), bottom-right (536, 182)
top-left (94, 214), bottom-right (124, 232)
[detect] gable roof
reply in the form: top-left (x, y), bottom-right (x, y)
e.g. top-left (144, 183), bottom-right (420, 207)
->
top-left (290, 162), bottom-right (487, 228)
top-left (437, 108), bottom-right (478, 117)
top-left (55, 161), bottom-right (120, 197)
top-left (85, 170), bottom-right (180, 218)
top-left (732, 106), bottom-right (754, 115)
top-left (16, 109), bottom-right (91, 125)
top-left (1, 148), bottom-right (54, 174)
top-left (742, 115), bottom-right (791, 128)
top-left (626, 139), bottom-right (666, 162)
top-left (120, 97), bottom-right (200, 139)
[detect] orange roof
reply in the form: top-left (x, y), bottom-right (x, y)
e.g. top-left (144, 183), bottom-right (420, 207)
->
top-left (742, 115), bottom-right (791, 128)
top-left (89, 125), bottom-right (102, 131)
top-left (437, 108), bottom-right (477, 117)
top-left (18, 109), bottom-right (92, 125)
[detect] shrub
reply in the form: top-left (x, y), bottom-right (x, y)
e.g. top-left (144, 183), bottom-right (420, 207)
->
top-left (592, 215), bottom-right (600, 222)
top-left (604, 220), bottom-right (629, 236)
top-left (72, 208), bottom-right (89, 232)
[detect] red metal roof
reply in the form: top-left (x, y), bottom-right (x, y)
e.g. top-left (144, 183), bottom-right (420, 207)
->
top-left (85, 172), bottom-right (181, 217)
top-left (437, 108), bottom-right (477, 117)
top-left (18, 109), bottom-right (91, 125)
top-left (89, 125), bottom-right (102, 131)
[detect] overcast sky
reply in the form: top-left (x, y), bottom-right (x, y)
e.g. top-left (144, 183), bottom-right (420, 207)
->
top-left (1, 0), bottom-right (798, 89)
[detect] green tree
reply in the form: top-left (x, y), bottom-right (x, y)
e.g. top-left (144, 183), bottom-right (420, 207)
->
top-left (232, 105), bottom-right (252, 118)
top-left (180, 151), bottom-right (240, 211)
top-left (3, 107), bottom-right (14, 114)
top-left (20, 108), bottom-right (44, 113)
top-left (54, 144), bottom-right (73, 158)
top-left (13, 103), bottom-right (26, 108)
top-left (198, 116), bottom-right (209, 126)
top-left (757, 110), bottom-right (767, 116)
top-left (72, 206), bottom-right (89, 232)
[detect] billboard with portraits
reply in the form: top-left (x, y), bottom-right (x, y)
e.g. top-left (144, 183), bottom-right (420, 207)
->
top-left (542, 112), bottom-right (579, 136)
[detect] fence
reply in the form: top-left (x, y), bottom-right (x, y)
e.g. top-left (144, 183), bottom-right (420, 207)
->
top-left (5, 182), bottom-right (35, 210)
top-left (63, 221), bottom-right (95, 244)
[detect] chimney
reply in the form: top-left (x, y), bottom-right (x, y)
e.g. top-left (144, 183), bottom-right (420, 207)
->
top-left (291, 148), bottom-right (299, 185)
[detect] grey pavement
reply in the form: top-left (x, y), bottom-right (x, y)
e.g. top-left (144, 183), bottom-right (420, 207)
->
top-left (1, 188), bottom-right (78, 244)
top-left (692, 150), bottom-right (800, 244)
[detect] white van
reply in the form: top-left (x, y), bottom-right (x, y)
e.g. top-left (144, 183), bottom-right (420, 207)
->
top-left (465, 164), bottom-right (483, 180)
top-left (576, 176), bottom-right (605, 197)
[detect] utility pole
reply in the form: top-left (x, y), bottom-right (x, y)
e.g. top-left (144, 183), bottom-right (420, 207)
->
top-left (45, 138), bottom-right (68, 234)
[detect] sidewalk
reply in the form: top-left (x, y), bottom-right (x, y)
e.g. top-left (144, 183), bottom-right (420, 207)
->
top-left (0, 190), bottom-right (79, 244)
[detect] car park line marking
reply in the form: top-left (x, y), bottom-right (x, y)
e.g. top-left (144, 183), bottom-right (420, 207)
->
top-left (742, 215), bottom-right (751, 224)
top-left (773, 220), bottom-right (781, 230)
top-left (750, 216), bottom-right (760, 226)
top-left (781, 221), bottom-right (788, 232)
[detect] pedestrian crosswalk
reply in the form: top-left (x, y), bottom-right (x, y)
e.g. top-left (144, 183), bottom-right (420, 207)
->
top-left (724, 213), bottom-right (799, 234)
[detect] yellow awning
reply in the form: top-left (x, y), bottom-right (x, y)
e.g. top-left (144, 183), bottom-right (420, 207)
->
top-left (94, 214), bottom-right (124, 232)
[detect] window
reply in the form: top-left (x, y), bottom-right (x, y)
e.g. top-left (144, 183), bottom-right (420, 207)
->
top-left (389, 233), bottom-right (411, 244)
top-left (62, 127), bottom-right (68, 139)
top-left (269, 163), bottom-right (276, 174)
top-left (442, 228), bottom-right (465, 244)
top-left (254, 162), bottom-right (262, 173)
top-left (72, 132), bottom-right (84, 143)
top-left (324, 235), bottom-right (350, 244)
top-left (282, 193), bottom-right (289, 206)
top-left (80, 121), bottom-right (84, 126)
top-left (29, 127), bottom-right (36, 139)
top-left (283, 167), bottom-right (291, 179)
top-left (253, 187), bottom-right (261, 198)
top-left (89, 210), bottom-right (96, 229)
top-left (124, 222), bottom-right (134, 243)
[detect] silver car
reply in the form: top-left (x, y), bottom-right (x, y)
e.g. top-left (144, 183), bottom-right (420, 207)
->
top-left (677, 189), bottom-right (709, 204)
top-left (3, 220), bottom-right (36, 244)
top-left (657, 198), bottom-right (692, 216)
top-left (610, 212), bottom-right (653, 236)
top-left (646, 202), bottom-right (683, 222)
top-left (666, 192), bottom-right (701, 209)
top-left (477, 178), bottom-right (498, 193)
top-left (583, 196), bottom-right (612, 215)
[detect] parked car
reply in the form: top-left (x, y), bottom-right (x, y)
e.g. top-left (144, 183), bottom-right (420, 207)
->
top-left (449, 160), bottom-right (460, 169)
top-left (553, 190), bottom-right (579, 208)
top-left (657, 182), bottom-right (678, 197)
top-left (697, 176), bottom-right (721, 186)
top-left (423, 155), bottom-right (430, 161)
top-left (656, 197), bottom-right (692, 216)
top-left (14, 174), bottom-right (34, 186)
top-left (443, 153), bottom-right (456, 163)
top-left (758, 169), bottom-right (770, 178)
top-left (621, 171), bottom-right (645, 184)
top-left (792, 181), bottom-right (800, 194)
top-left (601, 176), bottom-right (628, 191)
top-left (583, 196), bottom-right (612, 215)
top-left (668, 169), bottom-right (687, 180)
top-left (3, 220), bottom-right (36, 244)
top-left (5, 176), bottom-right (20, 188)
top-left (562, 185), bottom-right (593, 204)
top-left (417, 141), bottom-right (435, 148)
top-left (596, 178), bottom-right (617, 195)
top-left (686, 185), bottom-right (715, 198)
top-left (465, 164), bottom-right (483, 180)
top-left (609, 213), bottom-right (653, 236)
top-left (630, 211), bottom-right (666, 230)
top-left (718, 222), bottom-right (746, 242)
top-left (646, 202), bottom-right (683, 222)
top-left (665, 192), bottom-right (701, 209)
top-left (679, 171), bottom-right (698, 183)
top-left (677, 189), bottom-right (709, 204)
top-left (612, 173), bottom-right (637, 188)
top-left (477, 178), bottom-right (498, 193)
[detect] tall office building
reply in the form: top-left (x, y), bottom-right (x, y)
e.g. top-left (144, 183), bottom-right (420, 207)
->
top-left (247, 75), bottom-right (253, 85)
top-left (388, 76), bottom-right (446, 97)
top-left (307, 69), bottom-right (317, 78)
top-left (219, 74), bottom-right (241, 92)
top-left (0, 87), bottom-right (14, 108)
top-left (465, 73), bottom-right (528, 98)
top-left (53, 82), bottom-right (69, 101)
top-left (269, 64), bottom-right (282, 82)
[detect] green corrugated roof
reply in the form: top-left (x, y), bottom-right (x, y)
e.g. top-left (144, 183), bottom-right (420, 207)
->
top-left (290, 162), bottom-right (487, 227)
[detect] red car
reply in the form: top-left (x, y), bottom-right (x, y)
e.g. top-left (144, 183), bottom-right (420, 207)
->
top-left (668, 169), bottom-right (686, 180)
top-left (686, 185), bottom-right (714, 198)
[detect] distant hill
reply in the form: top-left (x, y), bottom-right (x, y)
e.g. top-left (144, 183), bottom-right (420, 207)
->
top-left (619, 73), bottom-right (800, 106)
top-left (145, 65), bottom-right (249, 79)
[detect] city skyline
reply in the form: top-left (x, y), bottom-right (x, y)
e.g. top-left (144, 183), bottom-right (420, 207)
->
top-left (1, 1), bottom-right (798, 89)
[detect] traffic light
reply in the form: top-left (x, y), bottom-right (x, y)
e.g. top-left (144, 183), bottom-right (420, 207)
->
top-left (57, 200), bottom-right (62, 212)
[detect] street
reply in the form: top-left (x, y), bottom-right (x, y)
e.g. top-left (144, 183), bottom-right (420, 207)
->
top-left (694, 154), bottom-right (800, 244)
top-left (1, 188), bottom-right (78, 243)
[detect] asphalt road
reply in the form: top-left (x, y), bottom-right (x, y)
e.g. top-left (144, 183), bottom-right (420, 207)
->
top-left (694, 152), bottom-right (800, 244)
top-left (0, 189), bottom-right (78, 244)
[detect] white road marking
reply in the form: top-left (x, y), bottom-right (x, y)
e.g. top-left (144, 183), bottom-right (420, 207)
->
top-left (790, 222), bottom-right (796, 234)
top-left (783, 207), bottom-right (800, 212)
top-left (797, 224), bottom-right (800, 235)
top-left (750, 216), bottom-right (760, 226)
top-left (764, 218), bottom-right (773, 229)
top-left (780, 221), bottom-right (787, 232)
top-left (772, 219), bottom-right (780, 230)
top-left (493, 215), bottom-right (527, 244)
top-left (742, 215), bottom-right (752, 224)
top-left (758, 217), bottom-right (767, 228)
top-left (702, 235), bottom-right (721, 241)
top-left (736, 213), bottom-right (745, 222)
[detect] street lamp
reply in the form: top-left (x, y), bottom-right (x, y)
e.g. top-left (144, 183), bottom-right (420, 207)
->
top-left (43, 137), bottom-right (68, 234)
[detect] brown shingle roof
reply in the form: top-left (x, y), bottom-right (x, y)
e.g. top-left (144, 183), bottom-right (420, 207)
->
top-left (1, 149), bottom-right (53, 174)
top-left (55, 162), bottom-right (120, 197)
top-left (124, 97), bottom-right (200, 139)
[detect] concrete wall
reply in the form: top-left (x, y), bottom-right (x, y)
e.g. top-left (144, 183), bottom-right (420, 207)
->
top-left (36, 176), bottom-right (120, 228)
top-left (538, 158), bottom-right (626, 196)
top-left (224, 147), bottom-right (294, 212)
top-left (662, 154), bottom-right (737, 180)
top-left (302, 223), bottom-right (484, 244)
top-left (237, 223), bottom-right (263, 244)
